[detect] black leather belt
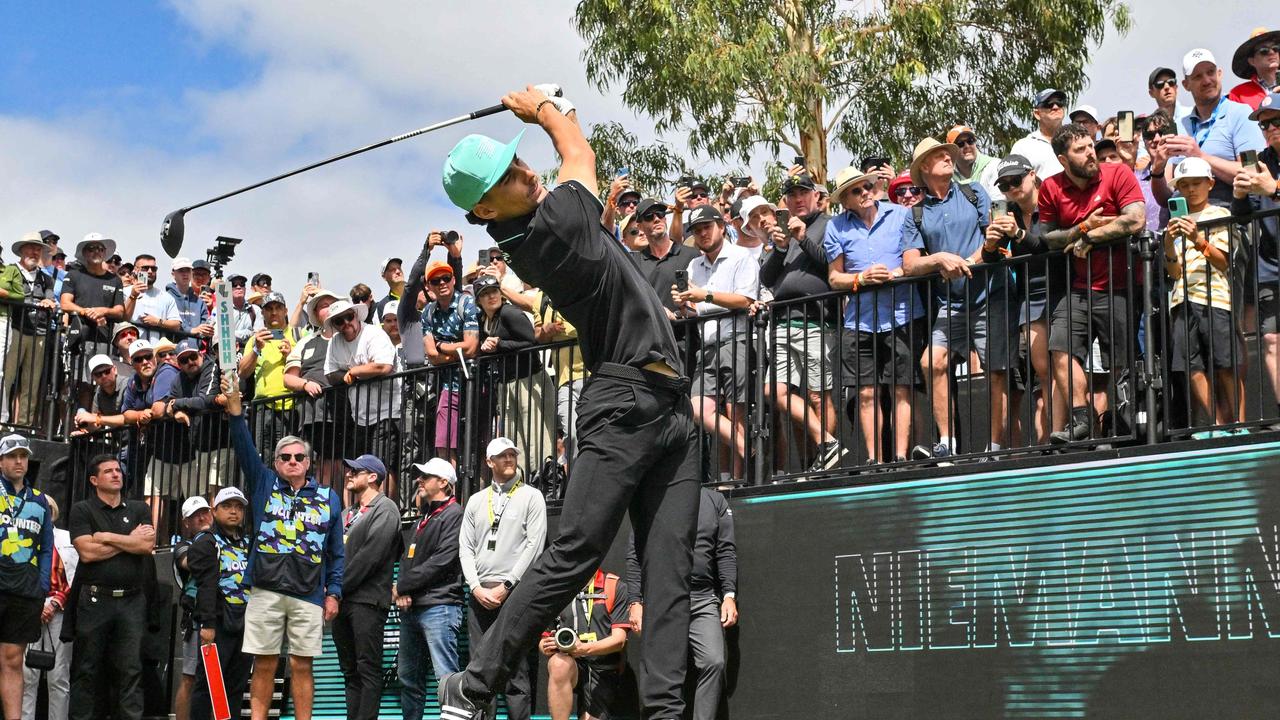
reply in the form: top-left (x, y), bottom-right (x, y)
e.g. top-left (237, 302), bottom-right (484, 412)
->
top-left (86, 585), bottom-right (140, 598)
top-left (594, 361), bottom-right (689, 392)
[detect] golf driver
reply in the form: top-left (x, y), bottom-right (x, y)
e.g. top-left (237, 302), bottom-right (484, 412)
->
top-left (159, 95), bottom-right (544, 257)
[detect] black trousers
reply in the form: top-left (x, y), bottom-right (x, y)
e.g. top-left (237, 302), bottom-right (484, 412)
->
top-left (69, 592), bottom-right (145, 720)
top-left (467, 597), bottom-right (533, 720)
top-left (331, 601), bottom-right (390, 720)
top-left (461, 365), bottom-right (701, 720)
top-left (189, 621), bottom-right (253, 720)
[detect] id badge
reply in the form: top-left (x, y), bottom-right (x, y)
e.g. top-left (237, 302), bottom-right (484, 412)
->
top-left (579, 632), bottom-right (597, 643)
top-left (487, 529), bottom-right (498, 551)
top-left (6, 527), bottom-right (18, 544)
top-left (407, 545), bottom-right (416, 559)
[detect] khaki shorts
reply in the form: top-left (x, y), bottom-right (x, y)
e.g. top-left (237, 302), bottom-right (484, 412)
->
top-left (242, 588), bottom-right (324, 657)
top-left (143, 457), bottom-right (198, 498)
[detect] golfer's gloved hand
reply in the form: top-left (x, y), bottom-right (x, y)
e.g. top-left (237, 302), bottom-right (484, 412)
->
top-left (534, 83), bottom-right (574, 116)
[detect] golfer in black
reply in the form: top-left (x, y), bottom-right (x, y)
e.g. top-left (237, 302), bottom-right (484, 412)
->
top-left (436, 85), bottom-right (700, 720)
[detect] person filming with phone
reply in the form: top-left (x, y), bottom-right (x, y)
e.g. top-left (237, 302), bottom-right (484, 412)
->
top-left (1232, 89), bottom-right (1280, 419)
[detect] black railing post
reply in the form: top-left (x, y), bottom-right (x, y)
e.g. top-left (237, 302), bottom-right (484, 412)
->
top-left (751, 305), bottom-right (770, 485)
top-left (1137, 229), bottom-right (1161, 446)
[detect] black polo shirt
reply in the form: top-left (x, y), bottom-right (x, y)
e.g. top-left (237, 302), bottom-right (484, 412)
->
top-left (638, 240), bottom-right (696, 313)
top-left (61, 268), bottom-right (124, 344)
top-left (69, 494), bottom-right (152, 588)
top-left (486, 180), bottom-right (681, 373)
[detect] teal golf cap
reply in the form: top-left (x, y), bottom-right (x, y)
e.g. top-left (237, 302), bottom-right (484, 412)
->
top-left (442, 130), bottom-right (526, 211)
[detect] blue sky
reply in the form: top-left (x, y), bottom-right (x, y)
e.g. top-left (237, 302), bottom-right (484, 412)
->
top-left (0, 1), bottom-right (1263, 300)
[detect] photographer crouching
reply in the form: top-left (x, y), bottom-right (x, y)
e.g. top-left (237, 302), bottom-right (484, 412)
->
top-left (539, 569), bottom-right (631, 720)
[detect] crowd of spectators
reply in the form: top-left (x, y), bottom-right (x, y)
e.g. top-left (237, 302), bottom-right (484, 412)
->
top-left (0, 36), bottom-right (1276, 487)
top-left (1, 25), bottom-right (1278, 720)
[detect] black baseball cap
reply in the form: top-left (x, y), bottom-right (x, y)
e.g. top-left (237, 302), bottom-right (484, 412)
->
top-left (617, 187), bottom-right (642, 203)
top-left (686, 205), bottom-right (724, 227)
top-left (781, 173), bottom-right (817, 193)
top-left (227, 273), bottom-right (247, 284)
top-left (192, 259), bottom-right (212, 271)
top-left (689, 179), bottom-right (710, 193)
top-left (1148, 67), bottom-right (1176, 87)
top-left (994, 154), bottom-right (1034, 180)
top-left (251, 273), bottom-right (272, 286)
top-left (1094, 138), bottom-right (1118, 154)
top-left (634, 198), bottom-right (669, 218)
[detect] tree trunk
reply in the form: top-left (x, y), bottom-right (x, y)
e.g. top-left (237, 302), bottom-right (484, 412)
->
top-left (785, 0), bottom-right (827, 184)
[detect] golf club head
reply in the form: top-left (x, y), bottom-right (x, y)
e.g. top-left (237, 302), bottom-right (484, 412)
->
top-left (161, 209), bottom-right (186, 258)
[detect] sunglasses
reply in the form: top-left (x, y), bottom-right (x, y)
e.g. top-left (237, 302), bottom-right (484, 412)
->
top-left (995, 174), bottom-right (1028, 191)
top-left (894, 186), bottom-right (923, 198)
top-left (954, 136), bottom-right (977, 147)
top-left (845, 181), bottom-right (877, 197)
top-left (627, 228), bottom-right (640, 237)
top-left (1259, 117), bottom-right (1280, 131)
top-left (1037, 101), bottom-right (1065, 110)
top-left (231, 281), bottom-right (246, 287)
top-left (84, 244), bottom-right (106, 253)
top-left (131, 353), bottom-right (155, 365)
top-left (178, 354), bottom-right (201, 366)
top-left (619, 199), bottom-right (639, 207)
top-left (276, 453), bottom-right (308, 463)
top-left (157, 351), bottom-right (173, 360)
top-left (333, 313), bottom-right (360, 326)
top-left (641, 212), bottom-right (664, 222)
top-left (135, 265), bottom-right (157, 272)
top-left (1255, 45), bottom-right (1279, 57)
top-left (690, 191), bottom-right (710, 199)
top-left (1150, 78), bottom-right (1177, 90)
top-left (351, 295), bottom-right (371, 303)
top-left (91, 367), bottom-right (112, 378)
top-left (1143, 126), bottom-right (1175, 141)
top-left (428, 275), bottom-right (454, 285)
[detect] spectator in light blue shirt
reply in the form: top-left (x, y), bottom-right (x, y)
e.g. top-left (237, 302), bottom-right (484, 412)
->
top-left (900, 138), bottom-right (1014, 460)
top-left (1157, 48), bottom-right (1267, 206)
top-left (824, 167), bottom-right (925, 465)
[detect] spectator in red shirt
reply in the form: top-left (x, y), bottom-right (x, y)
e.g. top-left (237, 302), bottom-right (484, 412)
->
top-left (1039, 123), bottom-right (1147, 444)
top-left (1228, 28), bottom-right (1280, 111)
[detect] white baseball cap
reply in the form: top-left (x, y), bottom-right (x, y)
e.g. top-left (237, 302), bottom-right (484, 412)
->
top-left (213, 487), bottom-right (248, 507)
top-left (379, 257), bottom-right (403, 274)
top-left (181, 496), bottom-right (211, 518)
top-left (171, 257), bottom-right (194, 271)
top-left (0, 434), bottom-right (31, 457)
top-left (486, 437), bottom-right (520, 458)
top-left (88, 354), bottom-right (114, 374)
top-left (1182, 48), bottom-right (1217, 78)
top-left (412, 458), bottom-right (457, 485)
top-left (382, 300), bottom-right (399, 318)
top-left (127, 339), bottom-right (155, 359)
top-left (737, 195), bottom-right (777, 223)
top-left (1173, 157), bottom-right (1214, 183)
top-left (1069, 104), bottom-right (1100, 124)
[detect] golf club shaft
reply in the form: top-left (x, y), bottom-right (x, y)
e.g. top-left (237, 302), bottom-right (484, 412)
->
top-left (185, 103), bottom-right (508, 213)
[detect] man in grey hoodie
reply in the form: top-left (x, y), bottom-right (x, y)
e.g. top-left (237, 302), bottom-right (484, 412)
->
top-left (458, 437), bottom-right (547, 720)
top-left (330, 454), bottom-right (401, 720)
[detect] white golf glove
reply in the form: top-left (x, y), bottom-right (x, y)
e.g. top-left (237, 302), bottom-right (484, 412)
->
top-left (534, 83), bottom-right (575, 116)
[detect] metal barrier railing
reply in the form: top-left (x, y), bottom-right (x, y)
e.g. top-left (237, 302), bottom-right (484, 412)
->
top-left (46, 205), bottom-right (1280, 534)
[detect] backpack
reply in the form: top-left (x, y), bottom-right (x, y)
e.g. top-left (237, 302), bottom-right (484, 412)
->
top-left (424, 295), bottom-right (469, 336)
top-left (912, 181), bottom-right (981, 237)
top-left (530, 455), bottom-right (567, 501)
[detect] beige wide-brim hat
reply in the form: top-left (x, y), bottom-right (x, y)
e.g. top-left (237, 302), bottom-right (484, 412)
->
top-left (909, 137), bottom-right (960, 188)
top-left (305, 289), bottom-right (344, 328)
top-left (1233, 27), bottom-right (1280, 80)
top-left (832, 166), bottom-right (877, 204)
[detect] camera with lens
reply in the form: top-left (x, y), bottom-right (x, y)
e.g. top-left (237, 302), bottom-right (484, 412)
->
top-left (440, 230), bottom-right (460, 244)
top-left (554, 625), bottom-right (578, 651)
top-left (677, 174), bottom-right (696, 191)
top-left (205, 235), bottom-right (242, 279)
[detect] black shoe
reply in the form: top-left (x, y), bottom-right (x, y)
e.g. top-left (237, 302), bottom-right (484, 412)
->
top-left (437, 672), bottom-right (485, 720)
top-left (808, 441), bottom-right (848, 472)
top-left (1050, 417), bottom-right (1091, 444)
top-left (910, 444), bottom-right (933, 460)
